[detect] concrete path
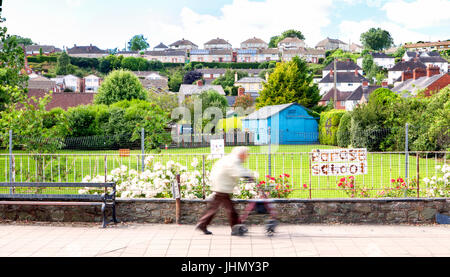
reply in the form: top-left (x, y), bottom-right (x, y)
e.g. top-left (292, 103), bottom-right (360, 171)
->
top-left (0, 222), bottom-right (449, 257)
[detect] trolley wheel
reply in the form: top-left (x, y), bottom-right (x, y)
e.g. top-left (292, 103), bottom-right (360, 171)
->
top-left (232, 224), bottom-right (248, 236)
top-left (265, 219), bottom-right (278, 236)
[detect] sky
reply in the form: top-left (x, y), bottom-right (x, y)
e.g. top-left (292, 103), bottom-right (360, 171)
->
top-left (2, 0), bottom-right (450, 50)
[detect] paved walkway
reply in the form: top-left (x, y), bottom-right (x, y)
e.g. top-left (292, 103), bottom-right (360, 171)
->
top-left (0, 222), bottom-right (449, 257)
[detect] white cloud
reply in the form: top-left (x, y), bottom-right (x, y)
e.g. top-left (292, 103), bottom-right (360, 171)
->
top-left (145, 0), bottom-right (334, 48)
top-left (65, 0), bottom-right (83, 8)
top-left (339, 19), bottom-right (444, 46)
top-left (382, 0), bottom-right (450, 29)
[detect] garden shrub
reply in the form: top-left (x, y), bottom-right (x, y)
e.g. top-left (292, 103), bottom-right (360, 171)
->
top-left (66, 105), bottom-right (101, 137)
top-left (319, 109), bottom-right (346, 146)
top-left (337, 112), bottom-right (352, 148)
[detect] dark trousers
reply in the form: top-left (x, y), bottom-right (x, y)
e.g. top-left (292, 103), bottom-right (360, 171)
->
top-left (197, 192), bottom-right (241, 228)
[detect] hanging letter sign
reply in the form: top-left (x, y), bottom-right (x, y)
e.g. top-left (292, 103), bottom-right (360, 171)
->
top-left (310, 148), bottom-right (368, 176)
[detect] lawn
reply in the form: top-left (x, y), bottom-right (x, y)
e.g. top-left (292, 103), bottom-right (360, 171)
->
top-left (0, 144), bottom-right (447, 199)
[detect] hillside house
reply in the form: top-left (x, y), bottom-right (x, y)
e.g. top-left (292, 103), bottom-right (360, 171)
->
top-left (240, 37), bottom-right (268, 50)
top-left (143, 50), bottom-right (187, 63)
top-left (67, 44), bottom-right (108, 58)
top-left (169, 39), bottom-right (198, 51)
top-left (316, 38), bottom-right (349, 51)
top-left (83, 75), bottom-right (101, 93)
top-left (204, 38), bottom-right (232, 50)
top-left (357, 52), bottom-right (396, 70)
top-left (190, 49), bottom-right (233, 63)
top-left (277, 37), bottom-right (305, 50)
top-left (388, 59), bottom-right (427, 85)
top-left (322, 60), bottom-right (363, 77)
top-left (318, 70), bottom-right (369, 96)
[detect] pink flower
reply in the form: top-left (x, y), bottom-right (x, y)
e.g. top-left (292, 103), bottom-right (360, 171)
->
top-left (303, 184), bottom-right (308, 189)
top-left (397, 178), bottom-right (404, 183)
top-left (284, 173), bottom-right (290, 178)
top-left (349, 184), bottom-right (354, 188)
top-left (338, 182), bottom-right (343, 187)
top-left (349, 176), bottom-right (355, 180)
top-left (340, 177), bottom-right (346, 182)
top-left (391, 179), bottom-right (396, 183)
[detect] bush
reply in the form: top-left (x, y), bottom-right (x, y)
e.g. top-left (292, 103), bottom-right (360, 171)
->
top-left (319, 109), bottom-right (346, 146)
top-left (337, 112), bottom-right (352, 147)
top-left (66, 105), bottom-right (104, 137)
top-left (94, 69), bottom-right (148, 105)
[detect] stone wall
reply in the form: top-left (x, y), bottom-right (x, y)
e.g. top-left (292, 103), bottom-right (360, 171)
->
top-left (1, 198), bottom-right (449, 225)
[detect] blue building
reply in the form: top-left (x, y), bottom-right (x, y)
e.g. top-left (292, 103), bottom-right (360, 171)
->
top-left (242, 103), bottom-right (319, 145)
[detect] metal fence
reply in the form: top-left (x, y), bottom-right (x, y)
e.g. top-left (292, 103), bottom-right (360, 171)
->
top-left (0, 151), bottom-right (448, 199)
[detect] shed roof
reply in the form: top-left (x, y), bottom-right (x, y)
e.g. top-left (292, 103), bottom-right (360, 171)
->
top-left (243, 103), bottom-right (299, 120)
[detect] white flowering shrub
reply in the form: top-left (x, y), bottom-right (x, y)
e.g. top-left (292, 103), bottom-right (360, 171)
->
top-left (423, 164), bottom-right (450, 198)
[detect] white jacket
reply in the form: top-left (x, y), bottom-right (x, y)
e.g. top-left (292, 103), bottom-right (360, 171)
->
top-left (210, 154), bottom-right (254, 194)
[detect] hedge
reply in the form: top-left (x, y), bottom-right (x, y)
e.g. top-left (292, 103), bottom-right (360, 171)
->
top-left (336, 112), bottom-right (352, 148)
top-left (319, 109), bottom-right (346, 146)
top-left (27, 55), bottom-right (58, 63)
top-left (189, 61), bottom-right (263, 69)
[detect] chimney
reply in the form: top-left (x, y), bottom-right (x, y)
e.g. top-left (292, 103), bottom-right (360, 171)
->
top-left (427, 65), bottom-right (440, 77)
top-left (330, 69), bottom-right (334, 78)
top-left (197, 80), bottom-right (203, 87)
top-left (381, 81), bottom-right (388, 88)
top-left (413, 67), bottom-right (426, 80)
top-left (362, 81), bottom-right (369, 88)
top-left (238, 87), bottom-right (245, 97)
top-left (402, 70), bottom-right (413, 82)
top-left (354, 69), bottom-right (358, 77)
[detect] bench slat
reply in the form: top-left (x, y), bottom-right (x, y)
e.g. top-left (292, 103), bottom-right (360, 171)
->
top-left (0, 194), bottom-right (105, 201)
top-left (0, 201), bottom-right (103, 206)
top-left (0, 183), bottom-right (115, 188)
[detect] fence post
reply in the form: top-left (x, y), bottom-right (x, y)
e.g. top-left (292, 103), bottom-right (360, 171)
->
top-left (416, 153), bottom-right (420, 198)
top-left (268, 127), bottom-right (272, 176)
top-left (9, 130), bottom-right (13, 194)
top-left (175, 174), bottom-right (181, 224)
top-left (404, 123), bottom-right (409, 197)
top-left (141, 128), bottom-right (145, 172)
top-left (202, 154), bottom-right (206, 200)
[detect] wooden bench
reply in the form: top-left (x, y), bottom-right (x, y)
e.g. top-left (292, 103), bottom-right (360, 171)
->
top-left (0, 182), bottom-right (118, 228)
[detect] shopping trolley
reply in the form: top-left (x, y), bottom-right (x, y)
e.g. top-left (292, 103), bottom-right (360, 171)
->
top-left (232, 178), bottom-right (279, 236)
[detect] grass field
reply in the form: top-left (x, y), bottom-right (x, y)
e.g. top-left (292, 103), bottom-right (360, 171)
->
top-left (0, 144), bottom-right (447, 199)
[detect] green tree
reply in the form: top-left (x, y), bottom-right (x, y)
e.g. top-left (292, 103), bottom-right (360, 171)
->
top-left (212, 69), bottom-right (249, 96)
top-left (12, 35), bottom-right (34, 46)
top-left (0, 27), bottom-right (29, 111)
top-left (0, 92), bottom-right (69, 153)
top-left (362, 54), bottom-right (374, 75)
top-left (167, 68), bottom-right (185, 92)
top-left (269, 29), bottom-right (305, 48)
top-left (183, 89), bottom-right (229, 132)
top-left (94, 70), bottom-right (148, 105)
top-left (256, 57), bottom-right (321, 109)
top-left (128, 34), bottom-right (150, 51)
top-left (360, 28), bottom-right (394, 51)
top-left (55, 51), bottom-right (72, 75)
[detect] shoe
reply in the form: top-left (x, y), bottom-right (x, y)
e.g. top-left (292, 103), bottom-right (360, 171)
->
top-left (231, 224), bottom-right (245, 236)
top-left (196, 225), bottom-right (213, 235)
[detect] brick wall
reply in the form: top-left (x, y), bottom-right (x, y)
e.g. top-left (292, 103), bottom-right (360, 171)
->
top-left (1, 198), bottom-right (449, 225)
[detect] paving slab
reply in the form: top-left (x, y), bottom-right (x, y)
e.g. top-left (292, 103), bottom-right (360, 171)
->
top-left (0, 222), bottom-right (449, 257)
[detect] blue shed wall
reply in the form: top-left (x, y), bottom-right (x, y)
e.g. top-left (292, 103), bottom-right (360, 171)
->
top-left (244, 104), bottom-right (319, 145)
